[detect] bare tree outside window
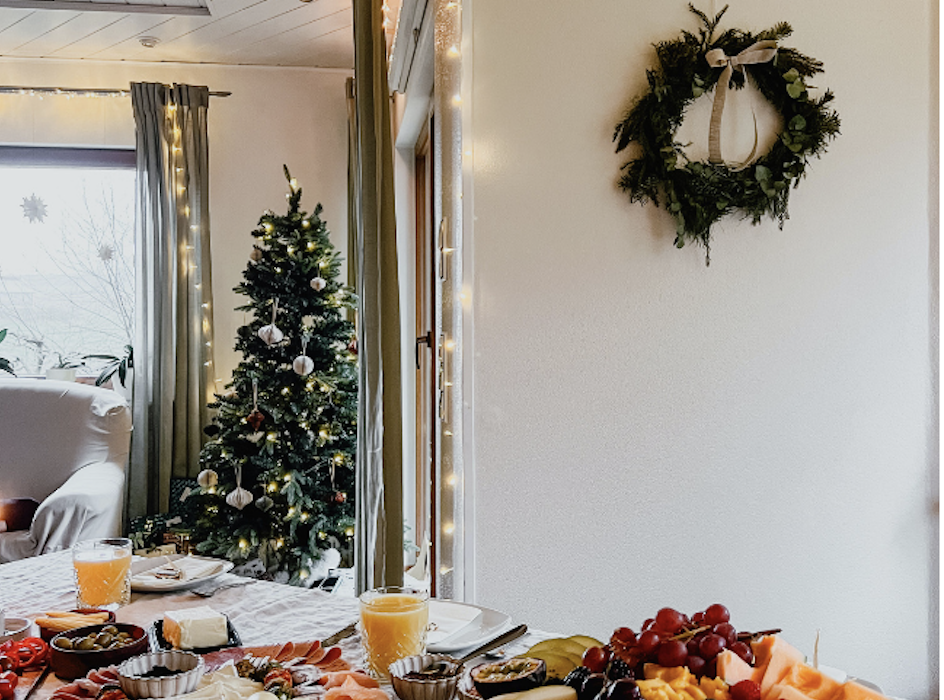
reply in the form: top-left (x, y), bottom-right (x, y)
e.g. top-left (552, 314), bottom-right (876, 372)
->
top-left (0, 165), bottom-right (134, 376)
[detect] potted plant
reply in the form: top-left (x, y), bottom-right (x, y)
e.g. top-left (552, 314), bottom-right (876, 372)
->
top-left (46, 353), bottom-right (84, 382)
top-left (0, 329), bottom-right (14, 376)
top-left (84, 344), bottom-right (133, 395)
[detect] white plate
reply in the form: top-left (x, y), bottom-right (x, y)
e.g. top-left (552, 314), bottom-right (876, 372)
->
top-left (426, 601), bottom-right (512, 653)
top-left (131, 555), bottom-right (234, 592)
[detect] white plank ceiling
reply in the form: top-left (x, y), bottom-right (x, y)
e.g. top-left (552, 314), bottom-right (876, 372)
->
top-left (0, 0), bottom-right (356, 68)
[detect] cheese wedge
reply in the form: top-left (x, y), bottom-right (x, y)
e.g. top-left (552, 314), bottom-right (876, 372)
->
top-left (164, 605), bottom-right (229, 649)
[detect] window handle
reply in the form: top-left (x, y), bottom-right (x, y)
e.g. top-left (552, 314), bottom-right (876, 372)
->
top-left (415, 331), bottom-right (433, 369)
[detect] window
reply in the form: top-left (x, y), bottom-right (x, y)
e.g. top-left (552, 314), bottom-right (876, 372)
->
top-left (0, 146), bottom-right (135, 378)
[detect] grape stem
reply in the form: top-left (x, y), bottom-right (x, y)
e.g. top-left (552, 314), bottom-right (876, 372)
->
top-left (736, 629), bottom-right (782, 642)
top-left (669, 625), bottom-right (711, 642)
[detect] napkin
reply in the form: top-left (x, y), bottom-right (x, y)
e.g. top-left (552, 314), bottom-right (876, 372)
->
top-left (133, 557), bottom-right (223, 583)
top-left (426, 600), bottom-right (482, 647)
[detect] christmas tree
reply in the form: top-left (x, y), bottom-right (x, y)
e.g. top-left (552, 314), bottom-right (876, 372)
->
top-left (192, 167), bottom-right (357, 585)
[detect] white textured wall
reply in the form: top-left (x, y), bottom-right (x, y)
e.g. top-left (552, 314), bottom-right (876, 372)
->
top-left (0, 58), bottom-right (352, 384)
top-left (467, 2), bottom-right (936, 698)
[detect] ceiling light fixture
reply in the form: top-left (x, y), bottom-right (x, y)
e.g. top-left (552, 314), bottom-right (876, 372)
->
top-left (139, 36), bottom-right (160, 48)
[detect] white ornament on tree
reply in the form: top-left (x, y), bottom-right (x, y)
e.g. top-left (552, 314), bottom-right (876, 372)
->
top-left (226, 486), bottom-right (253, 510)
top-left (197, 469), bottom-right (218, 488)
top-left (293, 333), bottom-right (314, 376)
top-left (258, 298), bottom-right (284, 345)
top-left (293, 355), bottom-right (314, 375)
top-left (310, 277), bottom-right (327, 292)
top-left (226, 465), bottom-right (253, 510)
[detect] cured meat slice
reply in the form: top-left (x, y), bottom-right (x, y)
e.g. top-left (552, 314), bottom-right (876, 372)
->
top-left (315, 647), bottom-right (343, 668)
top-left (203, 646), bottom-right (251, 672)
top-left (318, 672), bottom-right (379, 689)
top-left (293, 641), bottom-right (315, 660)
top-left (324, 676), bottom-right (387, 700)
top-left (317, 658), bottom-right (351, 673)
top-left (276, 643), bottom-right (297, 662)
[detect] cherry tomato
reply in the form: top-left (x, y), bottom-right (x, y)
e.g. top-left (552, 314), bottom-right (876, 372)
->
top-left (0, 672), bottom-right (17, 700)
top-left (0, 657), bottom-right (12, 673)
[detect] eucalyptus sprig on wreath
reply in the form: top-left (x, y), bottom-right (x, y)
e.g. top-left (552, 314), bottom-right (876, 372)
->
top-left (614, 5), bottom-right (840, 264)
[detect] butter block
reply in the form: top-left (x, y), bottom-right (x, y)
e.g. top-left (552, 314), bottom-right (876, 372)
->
top-left (163, 605), bottom-right (228, 649)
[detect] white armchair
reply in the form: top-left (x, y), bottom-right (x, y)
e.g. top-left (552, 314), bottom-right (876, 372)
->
top-left (0, 378), bottom-right (132, 562)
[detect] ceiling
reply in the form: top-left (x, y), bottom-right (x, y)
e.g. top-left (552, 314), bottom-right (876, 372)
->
top-left (0, 0), bottom-right (357, 69)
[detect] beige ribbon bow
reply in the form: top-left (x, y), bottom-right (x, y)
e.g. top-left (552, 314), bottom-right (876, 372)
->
top-left (705, 40), bottom-right (778, 167)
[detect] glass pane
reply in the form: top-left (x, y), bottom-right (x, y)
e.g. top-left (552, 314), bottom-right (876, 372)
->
top-left (0, 165), bottom-right (135, 376)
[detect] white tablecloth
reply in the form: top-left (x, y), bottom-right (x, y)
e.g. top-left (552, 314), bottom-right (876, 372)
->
top-left (0, 550), bottom-right (550, 698)
top-left (0, 550), bottom-right (368, 665)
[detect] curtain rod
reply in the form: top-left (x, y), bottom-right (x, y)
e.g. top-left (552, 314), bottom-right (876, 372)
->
top-left (0, 86), bottom-right (231, 98)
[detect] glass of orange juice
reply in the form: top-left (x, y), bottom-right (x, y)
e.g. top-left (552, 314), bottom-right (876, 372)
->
top-left (359, 586), bottom-right (430, 678)
top-left (73, 538), bottom-right (132, 610)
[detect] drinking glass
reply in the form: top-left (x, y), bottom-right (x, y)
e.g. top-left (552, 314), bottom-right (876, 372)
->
top-left (72, 538), bottom-right (132, 610)
top-left (359, 586), bottom-right (430, 678)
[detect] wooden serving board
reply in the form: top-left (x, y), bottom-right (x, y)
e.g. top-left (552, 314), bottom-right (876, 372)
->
top-left (14, 665), bottom-right (51, 700)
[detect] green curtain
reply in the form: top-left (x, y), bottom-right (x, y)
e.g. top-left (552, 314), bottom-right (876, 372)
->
top-left (129, 83), bottom-right (215, 519)
top-left (351, 0), bottom-right (404, 592)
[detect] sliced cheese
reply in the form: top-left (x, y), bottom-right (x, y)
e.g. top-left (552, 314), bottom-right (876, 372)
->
top-left (164, 605), bottom-right (229, 650)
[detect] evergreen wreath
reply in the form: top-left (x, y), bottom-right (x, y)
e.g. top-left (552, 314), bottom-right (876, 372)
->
top-left (614, 5), bottom-right (840, 264)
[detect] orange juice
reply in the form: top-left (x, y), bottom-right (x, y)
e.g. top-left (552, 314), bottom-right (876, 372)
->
top-left (359, 588), bottom-right (429, 678)
top-left (73, 539), bottom-right (132, 609)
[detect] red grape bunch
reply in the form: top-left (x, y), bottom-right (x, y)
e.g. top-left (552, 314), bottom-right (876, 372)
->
top-left (604, 604), bottom-right (755, 679)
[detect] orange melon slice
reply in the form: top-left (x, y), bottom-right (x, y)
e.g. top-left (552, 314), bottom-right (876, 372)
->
top-left (750, 636), bottom-right (805, 700)
top-left (835, 682), bottom-right (889, 700)
top-left (774, 664), bottom-right (842, 700)
top-left (715, 649), bottom-right (757, 685)
top-left (771, 686), bottom-right (817, 700)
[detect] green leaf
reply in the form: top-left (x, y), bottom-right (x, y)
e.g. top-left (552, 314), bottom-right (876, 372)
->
top-left (787, 81), bottom-right (804, 99)
top-left (789, 115), bottom-right (807, 131)
top-left (692, 86), bottom-right (704, 98)
top-left (716, 200), bottom-right (729, 210)
top-left (783, 68), bottom-right (799, 82)
top-left (788, 142), bottom-right (803, 153)
top-left (754, 164), bottom-right (771, 182)
top-left (0, 329), bottom-right (6, 344)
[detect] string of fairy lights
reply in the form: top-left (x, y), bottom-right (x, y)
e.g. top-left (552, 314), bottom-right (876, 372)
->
top-left (433, 0), bottom-right (466, 599)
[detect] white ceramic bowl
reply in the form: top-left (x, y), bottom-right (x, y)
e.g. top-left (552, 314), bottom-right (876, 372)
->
top-left (389, 653), bottom-right (461, 700)
top-left (118, 650), bottom-right (205, 699)
top-left (0, 618), bottom-right (30, 645)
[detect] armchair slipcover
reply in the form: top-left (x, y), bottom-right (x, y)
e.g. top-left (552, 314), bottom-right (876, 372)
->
top-left (0, 379), bottom-right (132, 562)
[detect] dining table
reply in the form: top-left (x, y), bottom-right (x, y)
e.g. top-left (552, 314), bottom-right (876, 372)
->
top-left (0, 551), bottom-right (545, 700)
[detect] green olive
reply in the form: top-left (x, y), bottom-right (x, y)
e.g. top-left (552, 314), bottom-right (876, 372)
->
top-left (102, 626), bottom-right (119, 635)
top-left (54, 638), bottom-right (73, 650)
top-left (75, 637), bottom-right (95, 651)
top-left (96, 633), bottom-right (114, 647)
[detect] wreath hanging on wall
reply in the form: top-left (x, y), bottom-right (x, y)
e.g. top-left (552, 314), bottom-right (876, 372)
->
top-left (614, 5), bottom-right (840, 264)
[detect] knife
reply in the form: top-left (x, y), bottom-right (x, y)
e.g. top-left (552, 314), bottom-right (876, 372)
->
top-left (322, 621), bottom-right (357, 646)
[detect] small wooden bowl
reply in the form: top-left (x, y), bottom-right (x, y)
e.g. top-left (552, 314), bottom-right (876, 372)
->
top-left (39, 609), bottom-right (118, 642)
top-left (49, 623), bottom-right (148, 680)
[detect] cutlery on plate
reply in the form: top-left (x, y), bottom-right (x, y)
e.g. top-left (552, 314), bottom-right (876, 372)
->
top-left (321, 621), bottom-right (357, 647)
top-left (191, 578), bottom-right (254, 597)
top-left (420, 623), bottom-right (528, 674)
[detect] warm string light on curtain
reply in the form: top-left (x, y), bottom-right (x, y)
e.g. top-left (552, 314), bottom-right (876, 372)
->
top-left (166, 102), bottom-right (215, 409)
top-left (434, 0), bottom-right (465, 599)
